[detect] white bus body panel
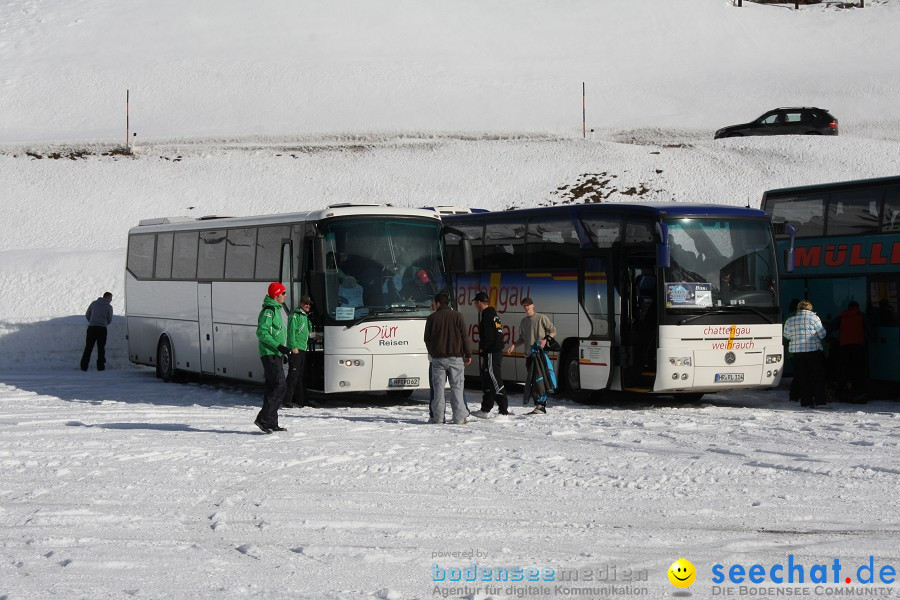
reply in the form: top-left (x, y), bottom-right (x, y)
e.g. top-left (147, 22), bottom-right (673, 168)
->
top-left (654, 322), bottom-right (784, 393)
top-left (324, 319), bottom-right (430, 393)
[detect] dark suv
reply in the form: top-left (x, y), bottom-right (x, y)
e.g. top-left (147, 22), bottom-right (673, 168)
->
top-left (714, 107), bottom-right (838, 138)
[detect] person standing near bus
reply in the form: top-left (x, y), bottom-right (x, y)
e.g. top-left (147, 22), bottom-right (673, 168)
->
top-left (424, 292), bottom-right (472, 424)
top-left (783, 299), bottom-right (828, 408)
top-left (829, 300), bottom-right (871, 403)
top-left (255, 282), bottom-right (290, 433)
top-left (506, 297), bottom-right (557, 414)
top-left (81, 291), bottom-right (113, 371)
top-left (284, 296), bottom-right (317, 409)
top-left (471, 291), bottom-right (510, 418)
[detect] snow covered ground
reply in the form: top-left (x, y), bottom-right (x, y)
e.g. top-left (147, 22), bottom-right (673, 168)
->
top-left (2, 0), bottom-right (900, 598)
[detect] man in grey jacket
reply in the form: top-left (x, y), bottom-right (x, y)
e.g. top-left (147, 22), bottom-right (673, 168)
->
top-left (81, 292), bottom-right (113, 371)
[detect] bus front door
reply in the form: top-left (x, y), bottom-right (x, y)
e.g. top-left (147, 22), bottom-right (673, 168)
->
top-left (578, 257), bottom-right (612, 393)
top-left (622, 259), bottom-right (658, 392)
top-left (198, 283), bottom-right (215, 374)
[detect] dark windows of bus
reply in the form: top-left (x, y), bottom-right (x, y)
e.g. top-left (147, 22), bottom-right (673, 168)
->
top-left (580, 218), bottom-right (621, 249)
top-left (583, 257), bottom-right (610, 337)
top-left (225, 227), bottom-right (257, 280)
top-left (525, 219), bottom-right (579, 268)
top-left (870, 279), bottom-right (898, 326)
top-left (827, 189), bottom-right (882, 236)
top-left (255, 225), bottom-right (290, 281)
top-left (625, 222), bottom-right (654, 244)
top-left (154, 232), bottom-right (174, 279)
top-left (172, 231), bottom-right (199, 279)
top-left (449, 223), bottom-right (483, 270)
top-left (483, 221), bottom-right (524, 269)
top-left (766, 196), bottom-right (825, 237)
top-left (127, 234), bottom-right (155, 279)
top-left (197, 230), bottom-right (226, 280)
top-left (884, 186), bottom-right (900, 232)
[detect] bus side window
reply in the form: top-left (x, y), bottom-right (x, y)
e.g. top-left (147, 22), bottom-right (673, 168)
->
top-left (525, 218), bottom-right (579, 268)
top-left (197, 230), bottom-right (226, 280)
top-left (827, 189), bottom-right (882, 236)
top-left (172, 231), bottom-right (199, 279)
top-left (127, 234), bottom-right (155, 279)
top-left (154, 232), bottom-right (174, 279)
top-left (224, 227), bottom-right (257, 280)
top-left (768, 196), bottom-right (825, 237)
top-left (883, 186), bottom-right (900, 232)
top-left (583, 257), bottom-right (610, 337)
top-left (255, 225), bottom-right (290, 281)
top-left (483, 221), bottom-right (524, 269)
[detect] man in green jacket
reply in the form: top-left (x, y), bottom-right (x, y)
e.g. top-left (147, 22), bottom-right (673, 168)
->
top-left (255, 282), bottom-right (290, 433)
top-left (284, 295), bottom-right (318, 408)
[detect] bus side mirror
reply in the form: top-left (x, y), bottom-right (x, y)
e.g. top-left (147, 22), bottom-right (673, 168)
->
top-left (785, 224), bottom-right (796, 273)
top-left (443, 226), bottom-right (474, 274)
top-left (313, 236), bottom-right (327, 274)
top-left (655, 222), bottom-right (670, 268)
top-left (460, 238), bottom-right (473, 274)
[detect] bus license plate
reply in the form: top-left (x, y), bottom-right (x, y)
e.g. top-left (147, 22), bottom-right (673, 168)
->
top-left (715, 373), bottom-right (744, 383)
top-left (389, 377), bottom-right (419, 387)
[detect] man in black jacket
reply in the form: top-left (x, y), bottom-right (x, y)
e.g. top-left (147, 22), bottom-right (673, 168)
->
top-left (471, 291), bottom-right (510, 417)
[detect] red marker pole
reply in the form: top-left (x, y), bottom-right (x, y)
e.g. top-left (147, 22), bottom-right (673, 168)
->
top-left (582, 82), bottom-right (586, 139)
top-left (126, 89), bottom-right (130, 149)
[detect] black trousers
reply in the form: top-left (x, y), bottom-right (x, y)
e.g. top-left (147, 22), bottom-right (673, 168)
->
top-left (479, 351), bottom-right (508, 414)
top-left (839, 344), bottom-right (867, 396)
top-left (792, 350), bottom-right (827, 407)
top-left (81, 326), bottom-right (108, 371)
top-left (284, 350), bottom-right (307, 406)
top-left (257, 355), bottom-right (286, 427)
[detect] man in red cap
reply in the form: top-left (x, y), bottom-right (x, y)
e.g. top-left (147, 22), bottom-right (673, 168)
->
top-left (404, 268), bottom-right (436, 302)
top-left (255, 282), bottom-right (290, 433)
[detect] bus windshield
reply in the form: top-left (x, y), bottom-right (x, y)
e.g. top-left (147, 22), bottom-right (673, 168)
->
top-left (663, 217), bottom-right (778, 311)
top-left (322, 218), bottom-right (447, 320)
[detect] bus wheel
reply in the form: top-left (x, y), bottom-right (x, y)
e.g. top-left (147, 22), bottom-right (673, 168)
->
top-left (561, 348), bottom-right (589, 402)
top-left (157, 337), bottom-right (175, 383)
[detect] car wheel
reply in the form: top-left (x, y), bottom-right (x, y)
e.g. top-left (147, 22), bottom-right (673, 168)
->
top-left (157, 336), bottom-right (175, 383)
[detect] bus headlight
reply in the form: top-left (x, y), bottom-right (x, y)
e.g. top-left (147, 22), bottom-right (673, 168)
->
top-left (766, 354), bottom-right (782, 364)
top-left (669, 357), bottom-right (692, 367)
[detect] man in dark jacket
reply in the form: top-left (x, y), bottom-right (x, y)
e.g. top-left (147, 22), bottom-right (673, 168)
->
top-left (829, 300), bottom-right (871, 403)
top-left (81, 292), bottom-right (113, 371)
top-left (470, 291), bottom-right (509, 418)
top-left (424, 292), bottom-right (471, 424)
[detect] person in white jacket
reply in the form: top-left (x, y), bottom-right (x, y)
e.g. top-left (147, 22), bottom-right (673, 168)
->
top-left (81, 292), bottom-right (113, 371)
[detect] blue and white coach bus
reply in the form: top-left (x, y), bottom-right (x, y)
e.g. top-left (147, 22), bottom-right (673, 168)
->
top-left (443, 203), bottom-right (784, 401)
top-left (762, 176), bottom-right (900, 382)
top-left (125, 205), bottom-right (459, 395)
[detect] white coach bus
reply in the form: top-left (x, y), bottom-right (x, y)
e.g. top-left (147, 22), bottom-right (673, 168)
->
top-left (125, 205), bottom-right (464, 395)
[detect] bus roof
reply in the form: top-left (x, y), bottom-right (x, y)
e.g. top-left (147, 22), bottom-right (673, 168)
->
top-left (762, 175), bottom-right (900, 199)
top-left (442, 202), bottom-right (767, 221)
top-left (129, 205), bottom-right (442, 234)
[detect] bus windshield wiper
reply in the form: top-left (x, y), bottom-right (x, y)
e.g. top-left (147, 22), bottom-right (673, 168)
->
top-left (678, 306), bottom-right (773, 325)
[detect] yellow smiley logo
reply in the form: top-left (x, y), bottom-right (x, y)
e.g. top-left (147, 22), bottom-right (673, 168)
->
top-left (668, 558), bottom-right (696, 588)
